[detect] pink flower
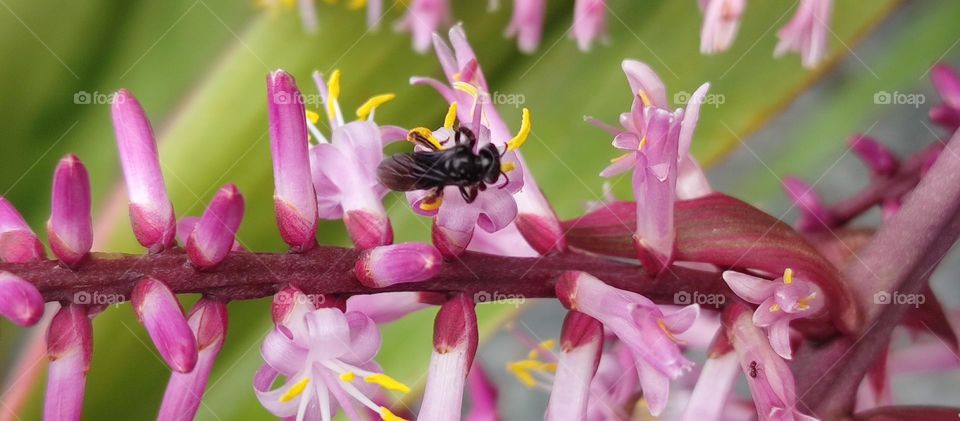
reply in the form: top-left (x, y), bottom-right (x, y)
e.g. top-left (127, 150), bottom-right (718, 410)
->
top-left (545, 311), bottom-right (604, 421)
top-left (396, 0), bottom-right (451, 53)
top-left (0, 197), bottom-right (45, 263)
top-left (132, 277), bottom-right (199, 373)
top-left (111, 89), bottom-right (177, 252)
top-left (419, 294), bottom-right (478, 420)
top-left (157, 298), bottom-right (228, 421)
top-left (505, 0), bottom-right (546, 53)
top-left (185, 184), bottom-right (245, 269)
top-left (849, 135), bottom-right (898, 177)
top-left (47, 154), bottom-right (93, 268)
top-left (309, 70), bottom-right (395, 249)
top-left (597, 60), bottom-right (713, 272)
top-left (699, 0), bottom-right (746, 54)
top-left (409, 25), bottom-right (564, 257)
top-left (355, 243), bottom-right (442, 288)
top-left (930, 64), bottom-right (960, 131)
top-left (556, 271), bottom-right (699, 416)
top-left (584, 343), bottom-right (638, 421)
top-left (256, 287), bottom-right (409, 420)
top-left (727, 304), bottom-right (817, 420)
top-left (465, 363), bottom-right (500, 421)
top-left (774, 0), bottom-right (833, 68)
top-left (267, 70), bottom-right (318, 252)
top-left (44, 304), bottom-right (93, 421)
top-left (782, 176), bottom-right (834, 232)
top-left (571, 0), bottom-right (607, 51)
top-left (722, 268), bottom-right (824, 359)
top-left (0, 271), bottom-right (44, 327)
top-left (345, 292), bottom-right (439, 324)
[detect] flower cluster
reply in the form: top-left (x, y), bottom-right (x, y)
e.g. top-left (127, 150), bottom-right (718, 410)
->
top-left (1, 23), bottom-right (959, 421)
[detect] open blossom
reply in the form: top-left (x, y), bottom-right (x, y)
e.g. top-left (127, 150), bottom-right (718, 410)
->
top-left (571, 0), bottom-right (607, 51)
top-left (556, 272), bottom-right (700, 416)
top-left (505, 0), bottom-right (546, 53)
top-left (723, 268), bottom-right (824, 359)
top-left (699, 0), bottom-right (746, 54)
top-left (397, 0), bottom-right (452, 53)
top-left (598, 60), bottom-right (712, 271)
top-left (775, 0), bottom-right (833, 68)
top-left (256, 287), bottom-right (409, 421)
top-left (309, 69), bottom-right (395, 249)
top-left (410, 25), bottom-right (564, 257)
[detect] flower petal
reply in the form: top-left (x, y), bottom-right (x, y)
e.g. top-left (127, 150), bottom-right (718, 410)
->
top-left (722, 271), bottom-right (777, 304)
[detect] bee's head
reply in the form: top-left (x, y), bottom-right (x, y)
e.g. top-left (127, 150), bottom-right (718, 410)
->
top-left (478, 144), bottom-right (502, 184)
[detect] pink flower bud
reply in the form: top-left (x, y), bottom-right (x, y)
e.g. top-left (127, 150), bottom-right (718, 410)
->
top-left (506, 0), bottom-right (546, 53)
top-left (344, 209), bottom-right (393, 250)
top-left (571, 0), bottom-right (607, 51)
top-left (849, 135), bottom-right (898, 176)
top-left (432, 219), bottom-right (473, 258)
top-left (355, 243), bottom-right (442, 288)
top-left (0, 271), bottom-right (44, 326)
top-left (158, 298), bottom-right (228, 421)
top-left (782, 176), bottom-right (834, 232)
top-left (47, 154), bottom-right (93, 268)
top-left (132, 277), bottom-right (198, 373)
top-left (267, 70), bottom-right (317, 252)
top-left (545, 311), bottom-right (603, 420)
top-left (346, 291), bottom-right (441, 324)
top-left (44, 304), bottom-right (92, 421)
top-left (111, 89), bottom-right (176, 252)
top-left (420, 294), bottom-right (478, 420)
top-left (931, 64), bottom-right (960, 111)
top-left (0, 197), bottom-right (45, 263)
top-left (186, 184), bottom-right (245, 269)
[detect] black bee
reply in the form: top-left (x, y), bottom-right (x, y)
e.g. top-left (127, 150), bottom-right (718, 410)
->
top-left (377, 126), bottom-right (508, 203)
top-left (748, 361), bottom-right (760, 378)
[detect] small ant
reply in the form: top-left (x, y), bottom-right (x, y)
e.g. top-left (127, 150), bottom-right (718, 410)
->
top-left (748, 360), bottom-right (761, 378)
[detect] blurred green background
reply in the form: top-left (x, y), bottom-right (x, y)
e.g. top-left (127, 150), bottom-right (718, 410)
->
top-left (1, 0), bottom-right (959, 419)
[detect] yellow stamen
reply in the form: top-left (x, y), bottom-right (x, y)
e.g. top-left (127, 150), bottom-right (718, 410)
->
top-left (506, 359), bottom-right (557, 389)
top-left (506, 108), bottom-right (531, 151)
top-left (637, 89), bottom-right (652, 107)
top-left (279, 378), bottom-right (310, 403)
top-left (769, 303), bottom-right (782, 312)
top-left (610, 152), bottom-right (633, 163)
top-left (305, 110), bottom-right (320, 124)
top-left (443, 102), bottom-right (459, 129)
top-left (797, 292), bottom-right (816, 311)
top-left (326, 69), bottom-right (341, 122)
top-left (419, 196), bottom-right (443, 211)
top-left (638, 136), bottom-right (647, 150)
top-left (380, 406), bottom-right (408, 421)
top-left (364, 373), bottom-right (411, 394)
top-left (407, 127), bottom-right (444, 150)
top-left (783, 268), bottom-right (794, 284)
top-left (657, 319), bottom-right (685, 345)
top-left (356, 93), bottom-right (396, 121)
top-left (339, 371), bottom-right (356, 382)
top-left (501, 162), bottom-right (517, 173)
top-left (453, 81), bottom-right (479, 98)
top-left (525, 339), bottom-right (556, 359)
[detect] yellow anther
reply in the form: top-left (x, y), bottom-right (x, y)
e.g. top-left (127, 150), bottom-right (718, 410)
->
top-left (539, 339), bottom-right (556, 350)
top-left (657, 319), bottom-right (685, 345)
top-left (783, 268), bottom-right (794, 284)
top-left (610, 152), bottom-right (633, 163)
top-left (769, 303), bottom-right (782, 312)
top-left (339, 371), bottom-right (356, 382)
top-left (506, 108), bottom-right (531, 151)
top-left (356, 93), bottom-right (396, 121)
top-left (407, 127), bottom-right (445, 150)
top-left (501, 162), bottom-right (517, 173)
top-left (279, 378), bottom-right (310, 403)
top-left (364, 373), bottom-right (411, 394)
top-left (638, 136), bottom-right (647, 150)
top-left (326, 69), bottom-right (341, 121)
top-left (452, 72), bottom-right (462, 81)
top-left (797, 293), bottom-right (816, 311)
top-left (305, 110), bottom-right (321, 124)
top-left (637, 89), bottom-right (653, 107)
top-left (506, 359), bottom-right (557, 389)
top-left (453, 82), bottom-right (479, 98)
top-left (443, 102), bottom-right (459, 129)
top-left (380, 407), bottom-right (408, 421)
top-left (419, 197), bottom-right (443, 211)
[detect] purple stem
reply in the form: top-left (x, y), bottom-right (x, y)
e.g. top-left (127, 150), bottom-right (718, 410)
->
top-left (1, 248), bottom-right (726, 305)
top-left (799, 129), bottom-right (960, 417)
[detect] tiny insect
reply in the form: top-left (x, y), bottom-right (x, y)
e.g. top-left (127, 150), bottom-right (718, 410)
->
top-left (748, 360), bottom-right (761, 378)
top-left (377, 126), bottom-right (510, 204)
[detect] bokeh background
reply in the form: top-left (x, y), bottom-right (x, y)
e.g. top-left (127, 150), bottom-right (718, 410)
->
top-left (1, 0), bottom-right (959, 419)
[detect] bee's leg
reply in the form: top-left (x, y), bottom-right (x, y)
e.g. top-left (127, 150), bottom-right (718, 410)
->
top-left (458, 127), bottom-right (477, 150)
top-left (478, 183), bottom-right (487, 192)
top-left (498, 171), bottom-right (510, 189)
top-left (460, 185), bottom-right (479, 203)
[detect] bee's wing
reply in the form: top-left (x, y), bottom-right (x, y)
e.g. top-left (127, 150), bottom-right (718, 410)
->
top-left (377, 152), bottom-right (448, 191)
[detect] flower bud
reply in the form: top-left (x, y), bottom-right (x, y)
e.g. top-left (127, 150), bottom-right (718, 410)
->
top-left (419, 294), bottom-right (478, 420)
top-left (0, 271), bottom-right (44, 326)
top-left (186, 184), bottom-right (245, 269)
top-left (47, 154), bottom-right (93, 268)
top-left (44, 304), bottom-right (92, 421)
top-left (132, 277), bottom-right (198, 373)
top-left (0, 197), bottom-right (45, 263)
top-left (355, 243), bottom-right (441, 288)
